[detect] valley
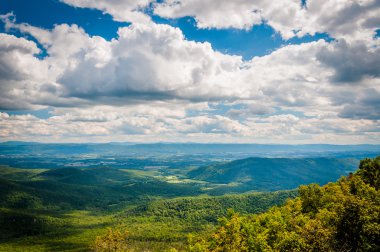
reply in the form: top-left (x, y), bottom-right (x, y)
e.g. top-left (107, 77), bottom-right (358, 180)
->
top-left (0, 143), bottom-right (379, 251)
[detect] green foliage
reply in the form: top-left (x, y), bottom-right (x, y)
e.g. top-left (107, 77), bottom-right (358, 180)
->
top-left (299, 183), bottom-right (323, 215)
top-left (0, 166), bottom-right (294, 251)
top-left (0, 210), bottom-right (113, 251)
top-left (93, 228), bottom-right (129, 252)
top-left (210, 209), bottom-right (249, 252)
top-left (0, 208), bottom-right (54, 239)
top-left (357, 156), bottom-right (380, 189)
top-left (0, 167), bottom-right (202, 212)
top-left (191, 156), bottom-right (380, 252)
top-left (125, 191), bottom-right (296, 224)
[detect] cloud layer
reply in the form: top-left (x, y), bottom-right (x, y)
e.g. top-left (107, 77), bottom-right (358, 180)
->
top-left (0, 0), bottom-right (379, 143)
top-left (154, 0), bottom-right (380, 40)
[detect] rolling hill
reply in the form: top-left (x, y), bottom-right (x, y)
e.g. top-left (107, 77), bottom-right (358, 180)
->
top-left (188, 157), bottom-right (359, 191)
top-left (0, 166), bottom-right (202, 212)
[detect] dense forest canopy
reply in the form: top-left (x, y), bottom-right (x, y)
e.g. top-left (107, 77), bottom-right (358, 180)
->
top-left (90, 156), bottom-right (380, 251)
top-left (1, 156), bottom-right (379, 251)
top-left (187, 156), bottom-right (380, 252)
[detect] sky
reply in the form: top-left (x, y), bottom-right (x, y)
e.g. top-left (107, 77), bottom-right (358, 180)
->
top-left (0, 0), bottom-right (379, 144)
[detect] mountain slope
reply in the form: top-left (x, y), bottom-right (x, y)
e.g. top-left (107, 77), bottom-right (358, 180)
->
top-left (125, 190), bottom-right (297, 223)
top-left (189, 156), bottom-right (380, 252)
top-left (36, 167), bottom-right (139, 185)
top-left (188, 157), bottom-right (359, 190)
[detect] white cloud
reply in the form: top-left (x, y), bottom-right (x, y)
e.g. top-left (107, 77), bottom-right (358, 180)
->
top-left (20, 21), bottom-right (244, 103)
top-left (1, 107), bottom-right (379, 144)
top-left (316, 39), bottom-right (380, 83)
top-left (154, 0), bottom-right (380, 41)
top-left (60, 0), bottom-right (152, 23)
top-left (0, 9), bottom-right (379, 143)
top-left (0, 33), bottom-right (54, 110)
top-left (155, 0), bottom-right (263, 30)
top-left (1, 21), bottom-right (378, 116)
top-left (57, 0), bottom-right (380, 41)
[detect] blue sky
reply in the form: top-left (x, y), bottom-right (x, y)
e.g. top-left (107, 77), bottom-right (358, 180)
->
top-left (0, 0), bottom-right (123, 40)
top-left (0, 0), bottom-right (379, 144)
top-left (0, 0), bottom-right (332, 60)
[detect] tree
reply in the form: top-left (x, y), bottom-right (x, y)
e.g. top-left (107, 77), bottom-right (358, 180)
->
top-left (357, 156), bottom-right (380, 190)
top-left (93, 228), bottom-right (129, 252)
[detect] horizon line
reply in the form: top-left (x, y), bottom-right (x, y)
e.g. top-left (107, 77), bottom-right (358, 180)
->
top-left (1, 141), bottom-right (380, 146)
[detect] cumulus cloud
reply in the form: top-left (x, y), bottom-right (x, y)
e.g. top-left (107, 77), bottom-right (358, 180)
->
top-left (338, 88), bottom-right (380, 120)
top-left (154, 0), bottom-right (380, 41)
top-left (1, 21), bottom-right (378, 109)
top-left (57, 22), bottom-right (244, 102)
top-left (1, 13), bottom-right (246, 105)
top-left (155, 0), bottom-right (263, 30)
top-left (0, 33), bottom-right (40, 80)
top-left (57, 0), bottom-right (380, 41)
top-left (0, 5), bottom-right (379, 143)
top-left (1, 20), bottom-right (379, 118)
top-left (60, 0), bottom-right (152, 23)
top-left (0, 33), bottom-right (53, 110)
top-left (317, 39), bottom-right (380, 83)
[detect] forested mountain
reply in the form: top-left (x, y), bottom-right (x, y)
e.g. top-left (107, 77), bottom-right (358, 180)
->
top-left (125, 190), bottom-right (297, 224)
top-left (188, 157), bottom-right (359, 191)
top-left (188, 156), bottom-right (380, 252)
top-left (0, 167), bottom-right (202, 212)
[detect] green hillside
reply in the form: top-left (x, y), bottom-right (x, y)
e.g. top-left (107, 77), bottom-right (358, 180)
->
top-left (0, 165), bottom-right (294, 251)
top-left (188, 156), bottom-right (380, 252)
top-left (0, 167), bottom-right (202, 212)
top-left (125, 190), bottom-right (297, 224)
top-left (188, 157), bottom-right (359, 191)
top-left (0, 156), bottom-right (376, 251)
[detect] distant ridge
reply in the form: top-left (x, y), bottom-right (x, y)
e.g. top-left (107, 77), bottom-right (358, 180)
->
top-left (1, 142), bottom-right (380, 156)
top-left (188, 157), bottom-right (359, 191)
